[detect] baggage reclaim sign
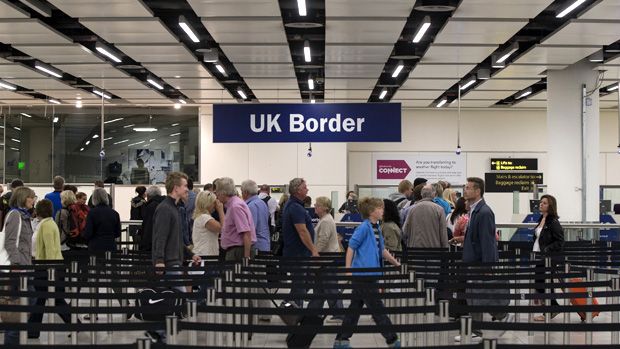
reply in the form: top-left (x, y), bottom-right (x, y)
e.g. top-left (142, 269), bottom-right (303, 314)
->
top-left (485, 172), bottom-right (543, 193)
top-left (212, 103), bottom-right (401, 143)
top-left (490, 158), bottom-right (538, 171)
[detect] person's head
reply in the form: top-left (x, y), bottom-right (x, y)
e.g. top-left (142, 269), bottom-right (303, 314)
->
top-left (135, 186), bottom-right (147, 198)
top-left (91, 188), bottom-right (109, 206)
top-left (187, 179), bottom-right (194, 191)
top-left (539, 194), bottom-right (558, 219)
top-left (348, 192), bottom-right (358, 201)
top-left (52, 176), bottom-right (65, 191)
top-left (10, 178), bottom-right (24, 190)
top-left (464, 177), bottom-right (485, 202)
top-left (165, 172), bottom-right (189, 202)
top-left (203, 183), bottom-right (213, 192)
top-left (136, 158), bottom-right (145, 168)
top-left (303, 196), bottom-right (312, 208)
top-left (63, 184), bottom-right (78, 194)
top-left (260, 184), bottom-right (270, 194)
top-left (382, 199), bottom-right (401, 226)
top-left (193, 190), bottom-right (217, 220)
top-left (451, 197), bottom-right (468, 224)
top-left (60, 190), bottom-right (77, 208)
top-left (412, 183), bottom-right (424, 202)
top-left (359, 197), bottom-right (384, 222)
top-left (94, 180), bottom-right (104, 188)
top-left (212, 178), bottom-right (219, 191)
top-left (314, 196), bottom-right (332, 218)
top-left (215, 177), bottom-right (236, 204)
top-left (289, 177), bottom-right (308, 200)
top-left (413, 177), bottom-right (427, 188)
top-left (241, 179), bottom-right (259, 200)
top-left (76, 192), bottom-right (87, 205)
top-left (443, 188), bottom-right (455, 207)
top-left (35, 199), bottom-right (54, 219)
top-left (279, 194), bottom-right (289, 208)
top-left (346, 191), bottom-right (355, 200)
top-left (432, 183), bottom-right (443, 198)
top-left (421, 183), bottom-right (436, 200)
top-left (146, 185), bottom-right (162, 200)
top-left (438, 180), bottom-right (450, 190)
top-left (9, 186), bottom-right (36, 210)
top-left (398, 180), bottom-right (413, 197)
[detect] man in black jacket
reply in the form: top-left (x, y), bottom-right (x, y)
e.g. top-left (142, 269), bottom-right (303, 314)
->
top-left (140, 186), bottom-right (165, 251)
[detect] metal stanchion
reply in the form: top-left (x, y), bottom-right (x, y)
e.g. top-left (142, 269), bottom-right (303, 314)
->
top-left (515, 247), bottom-right (521, 323)
top-left (438, 300), bottom-right (449, 345)
top-left (215, 278), bottom-right (224, 347)
top-left (234, 264), bottom-right (241, 346)
top-left (206, 288), bottom-right (216, 347)
top-left (460, 315), bottom-right (472, 345)
top-left (136, 337), bottom-right (152, 349)
top-left (89, 255), bottom-right (97, 345)
top-left (415, 279), bottom-right (425, 346)
top-left (187, 299), bottom-right (198, 345)
top-left (425, 288), bottom-right (435, 347)
top-left (47, 268), bottom-right (56, 345)
top-left (406, 269), bottom-right (415, 347)
top-left (611, 277), bottom-right (620, 345)
top-left (483, 338), bottom-right (497, 349)
top-left (105, 251), bottom-right (112, 332)
top-left (544, 256), bottom-right (551, 345)
top-left (18, 275), bottom-right (28, 344)
top-left (165, 315), bottom-right (178, 344)
top-left (563, 263), bottom-right (570, 345)
top-left (225, 270), bottom-right (234, 347)
top-left (585, 268), bottom-right (593, 345)
top-left (528, 252), bottom-right (536, 337)
top-left (70, 260), bottom-right (79, 344)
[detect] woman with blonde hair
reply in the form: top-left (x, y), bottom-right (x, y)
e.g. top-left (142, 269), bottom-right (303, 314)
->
top-left (192, 190), bottom-right (225, 256)
top-left (55, 190), bottom-right (77, 249)
top-left (443, 188), bottom-right (456, 209)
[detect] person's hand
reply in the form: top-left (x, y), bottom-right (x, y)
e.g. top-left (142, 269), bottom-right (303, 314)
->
top-left (215, 200), bottom-right (223, 212)
top-left (192, 255), bottom-right (202, 265)
top-left (155, 263), bottom-right (165, 275)
top-left (311, 250), bottom-right (320, 257)
top-left (449, 236), bottom-right (464, 245)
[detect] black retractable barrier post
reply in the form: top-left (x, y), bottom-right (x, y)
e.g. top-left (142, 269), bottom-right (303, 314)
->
top-left (438, 299), bottom-right (449, 345)
top-left (415, 278), bottom-right (424, 346)
top-left (406, 269), bottom-right (415, 346)
top-left (225, 269), bottom-right (234, 347)
top-left (544, 256), bottom-right (551, 345)
top-left (47, 267), bottom-right (56, 345)
top-left (136, 337), bottom-right (152, 349)
top-left (70, 260), bottom-right (79, 344)
top-left (425, 287), bottom-right (435, 346)
top-left (165, 315), bottom-right (178, 344)
top-left (206, 288), bottom-right (216, 347)
top-left (460, 315), bottom-right (472, 345)
top-left (483, 338), bottom-right (497, 349)
top-left (215, 277), bottom-right (224, 347)
top-left (89, 255), bottom-right (97, 345)
top-left (19, 275), bottom-right (28, 345)
top-left (586, 268), bottom-right (594, 345)
top-left (612, 277), bottom-right (620, 345)
top-left (528, 252), bottom-right (536, 337)
top-left (105, 251), bottom-right (113, 334)
top-left (563, 263), bottom-right (570, 344)
top-left (187, 299), bottom-right (198, 345)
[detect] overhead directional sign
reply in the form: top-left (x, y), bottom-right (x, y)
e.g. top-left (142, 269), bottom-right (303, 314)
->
top-left (485, 172), bottom-right (543, 193)
top-left (213, 103), bottom-right (401, 143)
top-left (490, 158), bottom-right (538, 171)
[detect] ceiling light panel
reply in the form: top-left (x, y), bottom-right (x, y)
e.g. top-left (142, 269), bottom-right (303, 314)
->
top-left (514, 45), bottom-right (599, 65)
top-left (79, 18), bottom-right (179, 44)
top-left (187, 0), bottom-right (281, 17)
top-left (452, 0), bottom-right (553, 19)
top-left (542, 21), bottom-right (620, 46)
top-left (327, 20), bottom-right (409, 44)
top-left (116, 44), bottom-right (196, 63)
top-left (219, 44), bottom-right (293, 63)
top-left (202, 19), bottom-right (288, 44)
top-left (434, 19), bottom-right (528, 45)
top-left (14, 44), bottom-right (105, 63)
top-left (47, 0), bottom-right (152, 17)
top-left (0, 19), bottom-right (72, 44)
top-left (325, 0), bottom-right (414, 18)
top-left (421, 44), bottom-right (497, 64)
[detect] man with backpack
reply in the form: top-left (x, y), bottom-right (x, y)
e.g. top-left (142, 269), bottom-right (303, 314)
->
top-left (45, 176), bottom-right (65, 219)
top-left (56, 190), bottom-right (89, 250)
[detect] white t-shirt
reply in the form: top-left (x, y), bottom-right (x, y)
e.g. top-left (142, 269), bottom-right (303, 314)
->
top-left (533, 226), bottom-right (542, 252)
top-left (192, 213), bottom-right (219, 256)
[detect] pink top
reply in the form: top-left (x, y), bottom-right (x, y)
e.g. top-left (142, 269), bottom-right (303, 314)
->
top-left (453, 214), bottom-right (469, 238)
top-left (220, 196), bottom-right (257, 250)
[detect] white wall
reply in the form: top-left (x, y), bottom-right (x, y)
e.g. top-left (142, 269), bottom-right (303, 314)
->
top-left (199, 106), bottom-right (347, 207)
top-left (347, 108), bottom-right (620, 223)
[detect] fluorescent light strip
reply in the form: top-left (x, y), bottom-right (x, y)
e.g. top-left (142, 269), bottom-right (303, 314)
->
top-left (169, 141), bottom-right (178, 144)
top-left (85, 140), bottom-right (90, 145)
top-left (104, 118), bottom-right (124, 124)
top-left (80, 148), bottom-right (84, 152)
top-left (93, 89), bottom-right (112, 100)
top-left (412, 17), bottom-right (431, 43)
top-left (10, 147), bottom-right (19, 151)
top-left (35, 63), bottom-right (62, 78)
top-left (179, 16), bottom-right (200, 43)
top-left (310, 99), bottom-right (315, 104)
top-left (215, 64), bottom-right (226, 75)
top-left (123, 124), bottom-right (135, 128)
top-left (104, 137), bottom-right (113, 141)
top-left (171, 123), bottom-right (180, 127)
top-left (20, 113), bottom-right (32, 118)
top-left (237, 89), bottom-right (247, 99)
top-left (460, 79), bottom-right (476, 90)
top-left (134, 127), bottom-right (158, 132)
top-left (53, 117), bottom-right (59, 123)
top-left (392, 62), bottom-right (404, 78)
top-left (95, 46), bottom-right (122, 63)
top-left (14, 127), bottom-right (20, 131)
top-left (147, 78), bottom-right (164, 90)
top-left (92, 134), bottom-right (99, 139)
top-left (128, 141), bottom-right (145, 147)
top-left (297, 0), bottom-right (307, 16)
top-left (557, 0), bottom-right (586, 18)
top-left (174, 103), bottom-right (181, 109)
top-left (497, 51), bottom-right (514, 63)
top-left (75, 100), bottom-right (83, 108)
top-left (11, 138), bottom-right (20, 143)
top-left (170, 133), bottom-right (181, 137)
top-left (49, 99), bottom-right (61, 105)
top-left (379, 89), bottom-right (388, 100)
top-left (308, 78), bottom-right (314, 90)
top-left (113, 139), bottom-right (129, 145)
top-left (0, 81), bottom-right (16, 90)
top-left (436, 99), bottom-right (447, 108)
top-left (304, 41), bottom-right (311, 62)
top-left (178, 99), bottom-right (187, 104)
top-left (608, 84), bottom-right (619, 92)
top-left (516, 90), bottom-right (532, 99)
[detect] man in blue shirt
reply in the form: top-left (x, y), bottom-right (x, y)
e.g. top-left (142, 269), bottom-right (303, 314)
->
top-left (44, 176), bottom-right (64, 219)
top-left (242, 180), bottom-right (270, 253)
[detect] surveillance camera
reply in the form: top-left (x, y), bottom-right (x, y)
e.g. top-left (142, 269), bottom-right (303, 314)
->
top-left (307, 151), bottom-right (312, 158)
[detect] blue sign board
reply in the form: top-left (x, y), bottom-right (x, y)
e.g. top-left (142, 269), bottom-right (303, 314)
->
top-left (213, 103), bottom-right (401, 143)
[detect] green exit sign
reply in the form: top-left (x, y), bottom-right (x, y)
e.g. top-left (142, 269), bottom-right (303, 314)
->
top-left (17, 162), bottom-right (25, 170)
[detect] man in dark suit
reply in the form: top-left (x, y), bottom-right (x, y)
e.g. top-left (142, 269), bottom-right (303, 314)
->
top-left (455, 177), bottom-right (513, 343)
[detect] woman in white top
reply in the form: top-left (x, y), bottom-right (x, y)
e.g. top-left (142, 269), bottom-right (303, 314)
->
top-left (192, 191), bottom-right (225, 256)
top-left (532, 194), bottom-right (564, 321)
top-left (314, 196), bottom-right (341, 253)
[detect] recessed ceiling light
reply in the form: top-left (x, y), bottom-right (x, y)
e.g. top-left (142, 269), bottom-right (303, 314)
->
top-left (392, 61), bottom-right (404, 78)
top-left (113, 139), bottom-right (129, 145)
top-left (93, 89), bottom-right (112, 100)
top-left (170, 133), bottom-right (181, 137)
top-left (308, 78), bottom-right (314, 90)
top-left (95, 43), bottom-right (122, 63)
top-left (147, 77), bottom-right (164, 90)
top-left (297, 0), bottom-right (307, 16)
top-left (179, 15), bottom-right (200, 43)
top-left (237, 88), bottom-right (247, 100)
top-left (412, 16), bottom-right (431, 43)
top-left (556, 0), bottom-right (586, 18)
top-left (174, 103), bottom-right (181, 109)
top-left (436, 99), bottom-right (447, 108)
top-left (215, 64), bottom-right (227, 76)
top-left (134, 127), bottom-right (158, 132)
top-left (171, 123), bottom-right (180, 127)
top-left (516, 88), bottom-right (532, 99)
top-left (123, 124), bottom-right (135, 128)
top-left (92, 134), bottom-right (99, 139)
top-left (20, 113), bottom-right (32, 118)
top-left (607, 84), bottom-right (619, 92)
top-left (53, 117), bottom-right (59, 123)
top-left (104, 118), bottom-right (124, 124)
top-left (0, 80), bottom-right (16, 90)
top-left (303, 40), bottom-right (311, 62)
top-left (35, 62), bottom-right (62, 78)
top-left (49, 99), bottom-right (61, 105)
top-left (379, 89), bottom-right (388, 100)
top-left (460, 76), bottom-right (476, 90)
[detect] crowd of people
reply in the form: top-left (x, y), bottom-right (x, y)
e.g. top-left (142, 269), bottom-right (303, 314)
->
top-left (0, 173), bottom-right (565, 346)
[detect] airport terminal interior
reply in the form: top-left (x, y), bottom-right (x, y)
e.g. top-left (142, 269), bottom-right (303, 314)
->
top-left (0, 0), bottom-right (620, 347)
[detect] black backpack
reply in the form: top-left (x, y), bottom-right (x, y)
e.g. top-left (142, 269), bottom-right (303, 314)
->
top-left (134, 288), bottom-right (185, 322)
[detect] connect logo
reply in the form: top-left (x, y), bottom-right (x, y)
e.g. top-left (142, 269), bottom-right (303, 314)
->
top-left (377, 160), bottom-right (411, 180)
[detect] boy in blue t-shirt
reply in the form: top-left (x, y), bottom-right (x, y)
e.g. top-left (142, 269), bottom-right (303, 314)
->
top-left (333, 197), bottom-right (401, 349)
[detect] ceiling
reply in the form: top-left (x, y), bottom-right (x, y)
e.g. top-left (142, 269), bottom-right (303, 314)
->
top-left (0, 0), bottom-right (617, 109)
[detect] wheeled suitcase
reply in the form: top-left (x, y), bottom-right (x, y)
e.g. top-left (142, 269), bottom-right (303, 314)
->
top-left (568, 277), bottom-right (600, 321)
top-left (285, 315), bottom-right (325, 348)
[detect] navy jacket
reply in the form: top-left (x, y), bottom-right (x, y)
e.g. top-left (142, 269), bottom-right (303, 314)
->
top-left (462, 199), bottom-right (498, 263)
top-left (535, 215), bottom-right (564, 254)
top-left (83, 204), bottom-right (121, 252)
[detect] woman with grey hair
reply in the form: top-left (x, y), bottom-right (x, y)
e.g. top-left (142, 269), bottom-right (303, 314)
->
top-left (83, 188), bottom-right (121, 252)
